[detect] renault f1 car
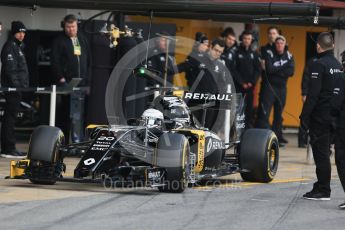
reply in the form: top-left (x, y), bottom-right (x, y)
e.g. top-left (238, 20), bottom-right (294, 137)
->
top-left (7, 90), bottom-right (279, 193)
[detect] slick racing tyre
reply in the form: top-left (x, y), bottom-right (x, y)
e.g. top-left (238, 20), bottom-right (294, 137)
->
top-left (27, 126), bottom-right (65, 185)
top-left (156, 133), bottom-right (190, 193)
top-left (239, 129), bottom-right (279, 183)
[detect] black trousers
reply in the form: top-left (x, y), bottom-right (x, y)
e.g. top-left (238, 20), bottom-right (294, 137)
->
top-left (298, 126), bottom-right (308, 146)
top-left (309, 120), bottom-right (333, 195)
top-left (335, 128), bottom-right (345, 193)
top-left (256, 84), bottom-right (286, 139)
top-left (56, 95), bottom-right (71, 144)
top-left (1, 92), bottom-right (21, 152)
top-left (242, 87), bottom-right (254, 129)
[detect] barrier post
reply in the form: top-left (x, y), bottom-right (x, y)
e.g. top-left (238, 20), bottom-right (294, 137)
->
top-left (224, 84), bottom-right (231, 148)
top-left (49, 85), bottom-right (57, 126)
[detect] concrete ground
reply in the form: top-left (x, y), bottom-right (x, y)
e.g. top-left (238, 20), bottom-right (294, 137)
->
top-left (0, 133), bottom-right (344, 230)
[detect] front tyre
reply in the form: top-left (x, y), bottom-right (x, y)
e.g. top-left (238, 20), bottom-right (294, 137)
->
top-left (27, 126), bottom-right (65, 185)
top-left (239, 129), bottom-right (279, 183)
top-left (156, 133), bottom-right (190, 193)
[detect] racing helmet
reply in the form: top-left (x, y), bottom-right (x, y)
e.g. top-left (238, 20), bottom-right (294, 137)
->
top-left (141, 108), bottom-right (164, 127)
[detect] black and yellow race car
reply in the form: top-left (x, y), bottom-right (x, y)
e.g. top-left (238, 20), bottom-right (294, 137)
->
top-left (7, 90), bottom-right (279, 193)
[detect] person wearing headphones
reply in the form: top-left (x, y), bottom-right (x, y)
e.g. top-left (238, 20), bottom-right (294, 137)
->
top-left (300, 32), bottom-right (343, 201)
top-left (233, 30), bottom-right (261, 129)
top-left (178, 32), bottom-right (209, 89)
top-left (0, 21), bottom-right (29, 158)
top-left (51, 14), bottom-right (91, 143)
top-left (147, 32), bottom-right (177, 87)
top-left (256, 35), bottom-right (295, 146)
top-left (51, 14), bottom-right (91, 86)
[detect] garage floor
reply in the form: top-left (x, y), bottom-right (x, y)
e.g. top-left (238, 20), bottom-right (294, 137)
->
top-left (0, 133), bottom-right (344, 230)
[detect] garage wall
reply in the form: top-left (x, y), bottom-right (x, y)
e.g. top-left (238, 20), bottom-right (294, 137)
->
top-left (333, 9), bottom-right (345, 61)
top-left (258, 24), bottom-right (329, 127)
top-left (0, 6), bottom-right (106, 68)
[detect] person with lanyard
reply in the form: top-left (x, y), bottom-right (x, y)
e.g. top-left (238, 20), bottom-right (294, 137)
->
top-left (51, 14), bottom-right (91, 143)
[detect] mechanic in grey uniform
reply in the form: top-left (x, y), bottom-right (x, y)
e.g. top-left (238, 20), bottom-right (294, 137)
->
top-left (300, 32), bottom-right (344, 201)
top-left (181, 38), bottom-right (229, 131)
top-left (0, 21), bottom-right (29, 158)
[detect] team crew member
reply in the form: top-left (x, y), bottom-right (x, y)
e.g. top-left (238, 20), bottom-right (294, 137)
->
top-left (181, 38), bottom-right (229, 131)
top-left (51, 14), bottom-right (91, 142)
top-left (147, 33), bottom-right (177, 87)
top-left (256, 35), bottom-right (295, 145)
top-left (300, 32), bottom-right (343, 201)
top-left (260, 26), bottom-right (280, 67)
top-left (178, 32), bottom-right (209, 89)
top-left (233, 30), bottom-right (261, 128)
top-left (221, 27), bottom-right (238, 85)
top-left (332, 51), bottom-right (345, 209)
top-left (0, 21), bottom-right (29, 158)
top-left (298, 57), bottom-right (318, 148)
top-left (52, 14), bottom-right (91, 86)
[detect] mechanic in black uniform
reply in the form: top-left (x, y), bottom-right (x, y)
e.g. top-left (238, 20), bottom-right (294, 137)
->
top-left (233, 30), bottom-right (261, 128)
top-left (255, 27), bottom-right (281, 132)
top-left (147, 33), bottom-right (177, 87)
top-left (178, 32), bottom-right (209, 89)
top-left (298, 57), bottom-right (318, 148)
top-left (0, 21), bottom-right (29, 158)
top-left (220, 27), bottom-right (238, 87)
top-left (332, 51), bottom-right (345, 209)
top-left (51, 14), bottom-right (91, 143)
top-left (300, 32), bottom-right (344, 201)
top-left (179, 38), bottom-right (229, 131)
top-left (260, 26), bottom-right (280, 65)
top-left (256, 35), bottom-right (295, 146)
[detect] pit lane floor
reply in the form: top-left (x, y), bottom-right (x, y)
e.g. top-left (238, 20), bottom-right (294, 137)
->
top-left (0, 134), bottom-right (344, 230)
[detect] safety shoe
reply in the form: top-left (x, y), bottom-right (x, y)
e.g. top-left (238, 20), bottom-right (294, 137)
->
top-left (338, 201), bottom-right (345, 209)
top-left (0, 150), bottom-right (26, 159)
top-left (303, 190), bottom-right (330, 201)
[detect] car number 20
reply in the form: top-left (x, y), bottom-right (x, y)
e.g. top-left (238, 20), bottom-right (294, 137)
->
top-left (97, 136), bottom-right (115, 141)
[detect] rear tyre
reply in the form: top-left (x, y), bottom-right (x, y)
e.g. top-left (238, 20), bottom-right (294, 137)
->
top-left (156, 133), bottom-right (189, 193)
top-left (239, 129), bottom-right (279, 183)
top-left (27, 126), bottom-right (65, 185)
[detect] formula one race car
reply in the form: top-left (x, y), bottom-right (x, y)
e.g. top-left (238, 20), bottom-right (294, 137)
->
top-left (8, 90), bottom-right (279, 193)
